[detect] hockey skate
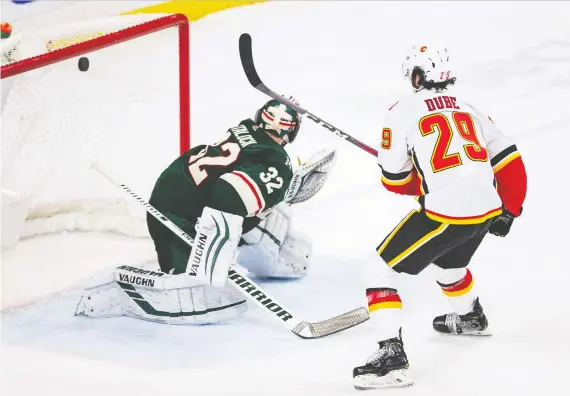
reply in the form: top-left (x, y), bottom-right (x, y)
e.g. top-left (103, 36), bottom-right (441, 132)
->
top-left (433, 298), bottom-right (491, 336)
top-left (353, 331), bottom-right (413, 390)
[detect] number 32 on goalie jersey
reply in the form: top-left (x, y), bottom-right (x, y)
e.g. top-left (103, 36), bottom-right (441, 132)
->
top-left (184, 127), bottom-right (292, 218)
top-left (188, 144), bottom-right (285, 195)
top-left (260, 167), bottom-right (283, 193)
top-left (382, 111), bottom-right (488, 173)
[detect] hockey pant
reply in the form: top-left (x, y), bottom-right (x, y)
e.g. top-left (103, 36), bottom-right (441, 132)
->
top-left (363, 208), bottom-right (495, 340)
top-left (377, 209), bottom-right (493, 274)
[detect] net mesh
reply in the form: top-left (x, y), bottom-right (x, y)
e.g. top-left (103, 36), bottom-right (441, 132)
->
top-left (1, 15), bottom-right (188, 247)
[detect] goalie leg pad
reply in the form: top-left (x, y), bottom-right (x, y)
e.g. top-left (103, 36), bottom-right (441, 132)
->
top-left (76, 265), bottom-right (247, 324)
top-left (187, 207), bottom-right (243, 287)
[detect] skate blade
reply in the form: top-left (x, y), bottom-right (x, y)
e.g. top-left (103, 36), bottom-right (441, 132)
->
top-left (437, 329), bottom-right (492, 337)
top-left (353, 369), bottom-right (414, 390)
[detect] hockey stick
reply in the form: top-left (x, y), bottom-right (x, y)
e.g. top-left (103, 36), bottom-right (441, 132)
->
top-left (93, 162), bottom-right (369, 339)
top-left (239, 33), bottom-right (378, 157)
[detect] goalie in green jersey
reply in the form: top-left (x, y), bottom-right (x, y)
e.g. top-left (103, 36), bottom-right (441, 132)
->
top-left (76, 96), bottom-right (337, 325)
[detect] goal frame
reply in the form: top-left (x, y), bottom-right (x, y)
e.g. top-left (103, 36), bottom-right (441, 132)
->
top-left (0, 13), bottom-right (191, 153)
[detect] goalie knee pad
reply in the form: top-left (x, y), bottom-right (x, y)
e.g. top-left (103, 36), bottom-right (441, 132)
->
top-left (237, 203), bottom-right (312, 278)
top-left (273, 229), bottom-right (312, 278)
top-left (76, 264), bottom-right (247, 324)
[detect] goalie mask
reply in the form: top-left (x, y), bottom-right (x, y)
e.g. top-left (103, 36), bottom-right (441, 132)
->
top-left (255, 97), bottom-right (302, 145)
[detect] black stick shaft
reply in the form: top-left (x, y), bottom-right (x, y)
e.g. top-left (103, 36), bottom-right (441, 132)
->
top-left (239, 33), bottom-right (378, 157)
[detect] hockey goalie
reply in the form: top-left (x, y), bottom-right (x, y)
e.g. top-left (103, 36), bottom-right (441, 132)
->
top-left (75, 96), bottom-right (336, 324)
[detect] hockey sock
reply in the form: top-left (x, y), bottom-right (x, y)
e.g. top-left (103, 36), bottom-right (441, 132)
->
top-left (362, 258), bottom-right (404, 341)
top-left (436, 268), bottom-right (477, 315)
top-left (366, 287), bottom-right (403, 341)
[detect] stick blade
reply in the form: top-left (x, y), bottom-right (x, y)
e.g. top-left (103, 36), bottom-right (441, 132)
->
top-left (239, 33), bottom-right (263, 88)
top-left (292, 307), bottom-right (370, 339)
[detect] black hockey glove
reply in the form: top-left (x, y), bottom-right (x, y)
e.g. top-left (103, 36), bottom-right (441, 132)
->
top-left (488, 208), bottom-right (520, 237)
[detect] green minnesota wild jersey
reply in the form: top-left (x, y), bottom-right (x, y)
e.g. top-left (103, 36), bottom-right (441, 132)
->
top-left (156, 119), bottom-right (293, 221)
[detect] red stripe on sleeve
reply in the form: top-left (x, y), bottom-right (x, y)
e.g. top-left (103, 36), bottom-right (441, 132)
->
top-left (382, 170), bottom-right (423, 196)
top-left (232, 172), bottom-right (263, 215)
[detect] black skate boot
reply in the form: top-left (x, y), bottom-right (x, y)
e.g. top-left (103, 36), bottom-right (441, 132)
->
top-left (433, 298), bottom-right (491, 336)
top-left (353, 330), bottom-right (413, 390)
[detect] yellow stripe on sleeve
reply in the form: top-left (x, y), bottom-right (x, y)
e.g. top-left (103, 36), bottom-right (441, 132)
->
top-left (381, 172), bottom-right (413, 186)
top-left (493, 152), bottom-right (521, 173)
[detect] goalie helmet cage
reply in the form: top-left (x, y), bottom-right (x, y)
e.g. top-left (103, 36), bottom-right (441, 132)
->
top-left (1, 13), bottom-right (190, 248)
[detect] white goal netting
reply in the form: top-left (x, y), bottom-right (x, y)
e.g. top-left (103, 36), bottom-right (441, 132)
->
top-left (1, 14), bottom-right (189, 249)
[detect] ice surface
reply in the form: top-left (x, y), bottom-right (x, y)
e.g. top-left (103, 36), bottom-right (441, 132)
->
top-left (2, 1), bottom-right (570, 395)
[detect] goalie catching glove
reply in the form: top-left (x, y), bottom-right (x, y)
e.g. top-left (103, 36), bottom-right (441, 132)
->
top-left (285, 148), bottom-right (336, 204)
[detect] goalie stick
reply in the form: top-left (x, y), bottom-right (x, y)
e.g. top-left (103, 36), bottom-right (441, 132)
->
top-left (239, 33), bottom-right (378, 157)
top-left (93, 162), bottom-right (369, 339)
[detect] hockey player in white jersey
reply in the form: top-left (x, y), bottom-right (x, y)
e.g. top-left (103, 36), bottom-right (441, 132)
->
top-left (353, 45), bottom-right (527, 389)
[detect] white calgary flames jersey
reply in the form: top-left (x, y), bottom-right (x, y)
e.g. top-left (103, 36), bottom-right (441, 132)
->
top-left (378, 87), bottom-right (516, 224)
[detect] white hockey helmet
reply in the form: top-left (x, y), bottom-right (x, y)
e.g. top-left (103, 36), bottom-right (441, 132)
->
top-left (401, 45), bottom-right (453, 89)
